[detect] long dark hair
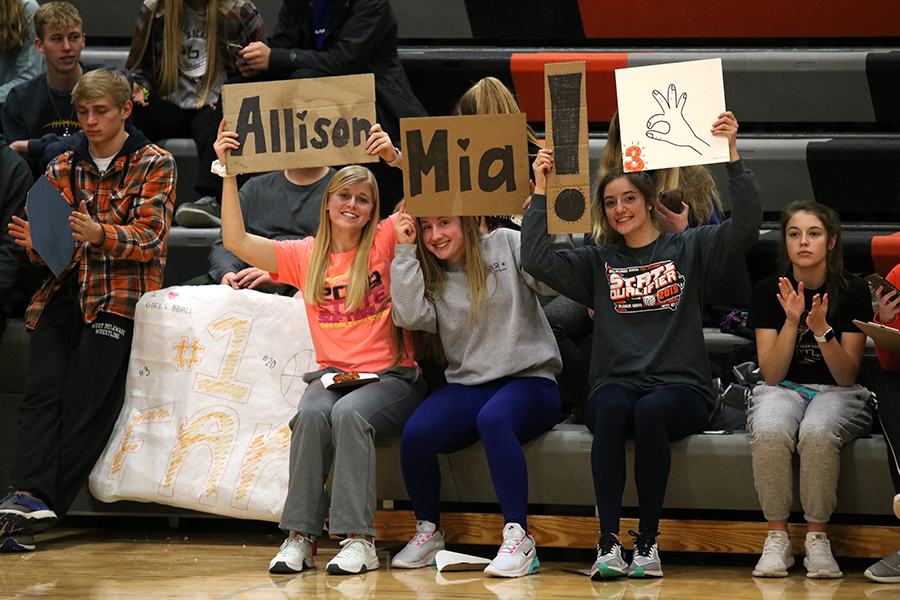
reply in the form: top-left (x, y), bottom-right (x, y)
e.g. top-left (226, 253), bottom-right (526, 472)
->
top-left (777, 200), bottom-right (847, 316)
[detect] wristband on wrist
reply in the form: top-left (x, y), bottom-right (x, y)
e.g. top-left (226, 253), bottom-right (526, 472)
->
top-left (210, 159), bottom-right (229, 177)
top-left (139, 84), bottom-right (150, 100)
top-left (814, 327), bottom-right (835, 343)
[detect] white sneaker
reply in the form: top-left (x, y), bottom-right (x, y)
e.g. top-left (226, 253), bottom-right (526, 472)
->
top-left (804, 532), bottom-right (842, 579)
top-left (483, 523), bottom-right (540, 578)
top-left (326, 537), bottom-right (380, 575)
top-left (391, 520), bottom-right (445, 569)
top-left (269, 535), bottom-right (315, 573)
top-left (753, 531), bottom-right (794, 577)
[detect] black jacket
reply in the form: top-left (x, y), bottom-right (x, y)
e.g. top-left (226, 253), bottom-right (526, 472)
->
top-left (268, 0), bottom-right (427, 143)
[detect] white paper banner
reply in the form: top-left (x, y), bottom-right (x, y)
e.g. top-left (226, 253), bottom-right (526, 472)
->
top-left (89, 285), bottom-right (318, 522)
top-left (615, 58), bottom-right (729, 172)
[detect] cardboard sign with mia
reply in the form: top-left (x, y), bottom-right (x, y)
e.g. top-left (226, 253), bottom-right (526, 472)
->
top-left (221, 74), bottom-right (378, 175)
top-left (400, 113), bottom-right (530, 217)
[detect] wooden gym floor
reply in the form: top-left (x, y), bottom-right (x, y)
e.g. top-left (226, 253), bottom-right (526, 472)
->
top-left (2, 522), bottom-right (900, 600)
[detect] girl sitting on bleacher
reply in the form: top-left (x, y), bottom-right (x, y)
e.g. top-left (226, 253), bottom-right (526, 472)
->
top-left (747, 201), bottom-right (873, 579)
top-left (126, 0), bottom-right (266, 228)
top-left (522, 112), bottom-right (758, 580)
top-left (388, 208), bottom-right (562, 578)
top-left (212, 120), bottom-right (427, 577)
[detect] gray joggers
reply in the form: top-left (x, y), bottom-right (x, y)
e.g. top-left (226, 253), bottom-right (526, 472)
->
top-left (279, 367), bottom-right (426, 537)
top-left (748, 383), bottom-right (872, 523)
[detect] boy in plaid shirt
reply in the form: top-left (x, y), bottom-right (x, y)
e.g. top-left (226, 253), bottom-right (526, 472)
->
top-left (0, 69), bottom-right (176, 552)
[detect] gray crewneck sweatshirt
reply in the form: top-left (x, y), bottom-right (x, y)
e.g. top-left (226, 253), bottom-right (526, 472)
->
top-left (391, 228), bottom-right (562, 386)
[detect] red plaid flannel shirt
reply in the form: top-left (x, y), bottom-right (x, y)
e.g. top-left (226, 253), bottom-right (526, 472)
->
top-left (25, 141), bottom-right (176, 329)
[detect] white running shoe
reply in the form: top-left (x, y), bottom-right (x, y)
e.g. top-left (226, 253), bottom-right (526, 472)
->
top-left (391, 520), bottom-right (445, 568)
top-left (269, 535), bottom-right (315, 573)
top-left (804, 532), bottom-right (842, 579)
top-left (753, 531), bottom-right (794, 577)
top-left (326, 537), bottom-right (380, 575)
top-left (591, 533), bottom-right (628, 580)
top-left (483, 523), bottom-right (540, 578)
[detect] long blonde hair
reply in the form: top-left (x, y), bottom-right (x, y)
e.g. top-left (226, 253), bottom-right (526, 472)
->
top-left (305, 166), bottom-right (407, 367)
top-left (414, 216), bottom-right (490, 323)
top-left (0, 0), bottom-right (27, 51)
top-left (126, 0), bottom-right (225, 107)
top-left (455, 77), bottom-right (541, 149)
top-left (305, 166), bottom-right (380, 312)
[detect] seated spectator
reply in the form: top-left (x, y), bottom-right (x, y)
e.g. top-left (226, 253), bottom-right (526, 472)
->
top-left (0, 0), bottom-right (43, 118)
top-left (0, 69), bottom-right (176, 553)
top-left (522, 113), bottom-right (757, 580)
top-left (125, 0), bottom-right (266, 228)
top-left (237, 0), bottom-right (427, 218)
top-left (747, 201), bottom-right (873, 579)
top-left (857, 267), bottom-right (900, 583)
top-left (0, 135), bottom-right (37, 336)
top-left (389, 210), bottom-right (561, 577)
top-left (204, 165), bottom-right (334, 291)
top-left (2, 2), bottom-right (85, 176)
top-left (212, 120), bottom-right (427, 575)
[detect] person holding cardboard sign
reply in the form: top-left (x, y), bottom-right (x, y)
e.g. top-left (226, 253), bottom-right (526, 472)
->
top-left (212, 119), bottom-right (427, 576)
top-left (389, 210), bottom-right (562, 578)
top-left (745, 201), bottom-right (873, 579)
top-left (522, 112), bottom-right (759, 580)
top-left (235, 0), bottom-right (426, 218)
top-left (863, 263), bottom-right (900, 583)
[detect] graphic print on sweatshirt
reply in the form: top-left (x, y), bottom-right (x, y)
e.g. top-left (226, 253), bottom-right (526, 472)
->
top-left (317, 269), bottom-right (390, 328)
top-left (607, 260), bottom-right (684, 313)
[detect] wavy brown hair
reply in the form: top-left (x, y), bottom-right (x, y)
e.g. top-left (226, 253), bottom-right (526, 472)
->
top-left (0, 0), bottom-right (28, 51)
top-left (592, 168), bottom-right (665, 246)
top-left (126, 0), bottom-right (224, 107)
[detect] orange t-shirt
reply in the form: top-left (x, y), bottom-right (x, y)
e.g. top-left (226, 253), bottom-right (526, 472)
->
top-left (272, 214), bottom-right (416, 373)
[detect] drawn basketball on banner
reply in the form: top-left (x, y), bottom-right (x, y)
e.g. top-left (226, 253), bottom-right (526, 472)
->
top-left (89, 285), bottom-right (318, 522)
top-left (544, 61), bottom-right (591, 234)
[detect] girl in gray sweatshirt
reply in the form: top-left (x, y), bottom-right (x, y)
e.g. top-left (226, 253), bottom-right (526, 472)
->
top-left (388, 209), bottom-right (561, 578)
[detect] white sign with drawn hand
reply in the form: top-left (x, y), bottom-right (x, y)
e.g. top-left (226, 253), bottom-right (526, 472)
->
top-left (615, 58), bottom-right (728, 172)
top-left (89, 285), bottom-right (317, 522)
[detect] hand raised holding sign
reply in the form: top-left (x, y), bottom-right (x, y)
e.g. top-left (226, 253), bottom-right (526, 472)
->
top-left (393, 201), bottom-right (417, 244)
top-left (711, 111), bottom-right (740, 163)
top-left (532, 148), bottom-right (554, 196)
top-left (213, 119), bottom-right (241, 170)
top-left (365, 123), bottom-right (399, 164)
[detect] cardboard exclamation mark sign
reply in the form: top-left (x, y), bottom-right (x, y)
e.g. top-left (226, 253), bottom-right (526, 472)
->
top-left (545, 61), bottom-right (591, 234)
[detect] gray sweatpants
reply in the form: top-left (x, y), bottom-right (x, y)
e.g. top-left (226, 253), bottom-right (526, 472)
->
top-left (279, 366), bottom-right (426, 537)
top-left (747, 383), bottom-right (872, 523)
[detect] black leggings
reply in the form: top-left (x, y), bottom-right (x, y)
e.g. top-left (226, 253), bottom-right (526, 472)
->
top-left (585, 383), bottom-right (709, 536)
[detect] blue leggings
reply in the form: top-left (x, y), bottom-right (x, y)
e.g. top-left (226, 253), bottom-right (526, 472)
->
top-left (400, 376), bottom-right (561, 530)
top-left (584, 383), bottom-right (709, 536)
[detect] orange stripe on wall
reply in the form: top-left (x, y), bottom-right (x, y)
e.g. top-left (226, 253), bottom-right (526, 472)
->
top-left (511, 53), bottom-right (630, 123)
top-left (577, 0), bottom-right (899, 38)
top-left (872, 233), bottom-right (900, 277)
